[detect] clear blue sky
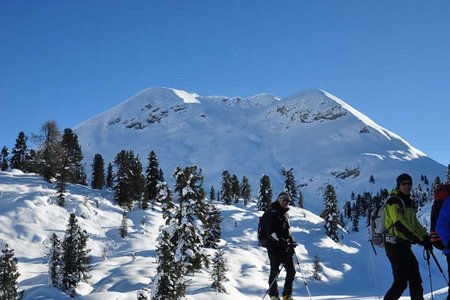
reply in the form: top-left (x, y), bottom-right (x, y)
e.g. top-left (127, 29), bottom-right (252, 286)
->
top-left (1, 1), bottom-right (449, 166)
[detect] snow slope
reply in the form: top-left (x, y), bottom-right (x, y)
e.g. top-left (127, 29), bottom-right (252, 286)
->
top-left (1, 170), bottom-right (449, 299)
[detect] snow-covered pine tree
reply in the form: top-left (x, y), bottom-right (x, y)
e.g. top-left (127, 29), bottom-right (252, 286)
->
top-left (173, 165), bottom-right (208, 274)
top-left (106, 162), bottom-right (113, 188)
top-left (240, 176), bottom-right (251, 206)
top-left (48, 233), bottom-right (63, 289)
top-left (0, 244), bottom-right (22, 300)
top-left (203, 201), bottom-right (223, 249)
top-left (220, 170), bottom-right (233, 205)
top-left (281, 167), bottom-right (298, 207)
top-left (10, 132), bottom-right (27, 171)
top-left (61, 128), bottom-right (87, 185)
top-left (56, 154), bottom-right (70, 207)
top-left (320, 184), bottom-right (340, 242)
top-left (258, 174), bottom-right (272, 211)
top-left (119, 212), bottom-right (129, 239)
top-left (312, 254), bottom-right (322, 281)
top-left (61, 213), bottom-right (91, 297)
top-left (1, 146), bottom-right (9, 171)
top-left (156, 181), bottom-right (175, 224)
top-left (91, 154), bottom-right (105, 190)
top-left (150, 226), bottom-right (186, 300)
top-left (231, 174), bottom-right (240, 204)
top-left (146, 150), bottom-right (161, 205)
top-left (210, 249), bottom-right (229, 293)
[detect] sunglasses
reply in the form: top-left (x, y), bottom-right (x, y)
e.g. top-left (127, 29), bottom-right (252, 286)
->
top-left (279, 198), bottom-right (290, 202)
top-left (401, 182), bottom-right (412, 186)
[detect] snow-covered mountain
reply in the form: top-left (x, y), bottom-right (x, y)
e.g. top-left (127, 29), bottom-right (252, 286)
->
top-left (1, 170), bottom-right (449, 300)
top-left (74, 87), bottom-right (445, 214)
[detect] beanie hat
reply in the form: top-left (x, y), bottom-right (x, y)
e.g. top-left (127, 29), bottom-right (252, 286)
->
top-left (396, 173), bottom-right (412, 187)
top-left (277, 192), bottom-right (290, 201)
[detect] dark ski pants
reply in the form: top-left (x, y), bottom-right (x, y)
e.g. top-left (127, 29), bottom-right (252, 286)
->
top-left (267, 246), bottom-right (296, 297)
top-left (384, 242), bottom-right (424, 300)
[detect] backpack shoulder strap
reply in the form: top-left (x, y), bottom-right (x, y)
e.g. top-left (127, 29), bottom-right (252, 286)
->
top-left (386, 195), bottom-right (405, 209)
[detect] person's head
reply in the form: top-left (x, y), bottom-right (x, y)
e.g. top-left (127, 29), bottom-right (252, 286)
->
top-left (277, 192), bottom-right (291, 208)
top-left (396, 173), bottom-right (412, 196)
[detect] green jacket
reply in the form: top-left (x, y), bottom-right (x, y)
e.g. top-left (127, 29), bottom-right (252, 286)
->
top-left (384, 190), bottom-right (427, 243)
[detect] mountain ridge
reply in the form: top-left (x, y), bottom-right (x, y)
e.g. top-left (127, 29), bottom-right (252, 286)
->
top-left (74, 87), bottom-right (445, 213)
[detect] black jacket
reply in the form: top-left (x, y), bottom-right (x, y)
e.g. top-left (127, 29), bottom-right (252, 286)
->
top-left (265, 201), bottom-right (293, 249)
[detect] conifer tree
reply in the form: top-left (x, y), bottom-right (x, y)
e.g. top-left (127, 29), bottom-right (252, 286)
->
top-left (119, 212), bottom-right (129, 239)
top-left (61, 213), bottom-right (91, 297)
top-left (298, 190), bottom-right (304, 209)
top-left (258, 174), bottom-right (272, 211)
top-left (156, 181), bottom-right (175, 224)
top-left (56, 154), bottom-right (70, 207)
top-left (0, 244), bottom-right (22, 300)
top-left (343, 201), bottom-right (352, 219)
top-left (0, 146), bottom-right (9, 171)
top-left (91, 154), bottom-right (105, 190)
top-left (209, 186), bottom-right (216, 202)
top-left (320, 184), bottom-right (340, 242)
top-left (203, 202), bottom-right (223, 249)
top-left (61, 128), bottom-right (87, 185)
top-left (146, 150), bottom-right (161, 203)
top-left (220, 171), bottom-right (233, 205)
top-left (10, 132), bottom-right (27, 171)
top-left (48, 233), bottom-right (63, 289)
top-left (172, 165), bottom-right (208, 274)
top-left (113, 150), bottom-right (144, 210)
top-left (130, 154), bottom-right (146, 207)
top-left (231, 174), bottom-right (240, 203)
top-left (240, 176), bottom-right (251, 206)
top-left (150, 226), bottom-right (186, 300)
top-left (351, 209), bottom-right (359, 232)
top-left (106, 162), bottom-right (113, 188)
top-left (312, 254), bottom-right (322, 281)
top-left (34, 121), bottom-right (63, 182)
top-left (210, 250), bottom-right (229, 293)
top-left (281, 167), bottom-right (298, 206)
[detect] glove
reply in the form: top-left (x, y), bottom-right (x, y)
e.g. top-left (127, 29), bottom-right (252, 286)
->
top-left (419, 235), bottom-right (433, 251)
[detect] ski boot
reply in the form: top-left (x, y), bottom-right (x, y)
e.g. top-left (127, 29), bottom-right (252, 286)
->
top-left (282, 296), bottom-right (293, 300)
top-left (270, 296), bottom-right (281, 300)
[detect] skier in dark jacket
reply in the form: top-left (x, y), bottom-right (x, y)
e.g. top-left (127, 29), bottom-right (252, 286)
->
top-left (384, 173), bottom-right (432, 300)
top-left (264, 192), bottom-right (297, 300)
top-left (434, 184), bottom-right (450, 300)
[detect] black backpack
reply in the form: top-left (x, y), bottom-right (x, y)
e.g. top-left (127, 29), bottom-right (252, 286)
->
top-left (430, 184), bottom-right (450, 250)
top-left (258, 211), bottom-right (270, 247)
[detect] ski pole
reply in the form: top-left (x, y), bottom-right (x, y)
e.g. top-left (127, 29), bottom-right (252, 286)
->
top-left (424, 249), bottom-right (434, 300)
top-left (262, 263), bottom-right (284, 300)
top-left (429, 249), bottom-right (449, 284)
top-left (293, 252), bottom-right (313, 300)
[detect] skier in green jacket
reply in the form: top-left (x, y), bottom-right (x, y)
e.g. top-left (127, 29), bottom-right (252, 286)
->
top-left (383, 173), bottom-right (432, 300)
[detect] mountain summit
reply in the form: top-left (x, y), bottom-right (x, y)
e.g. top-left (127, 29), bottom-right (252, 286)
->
top-left (74, 87), bottom-right (444, 212)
